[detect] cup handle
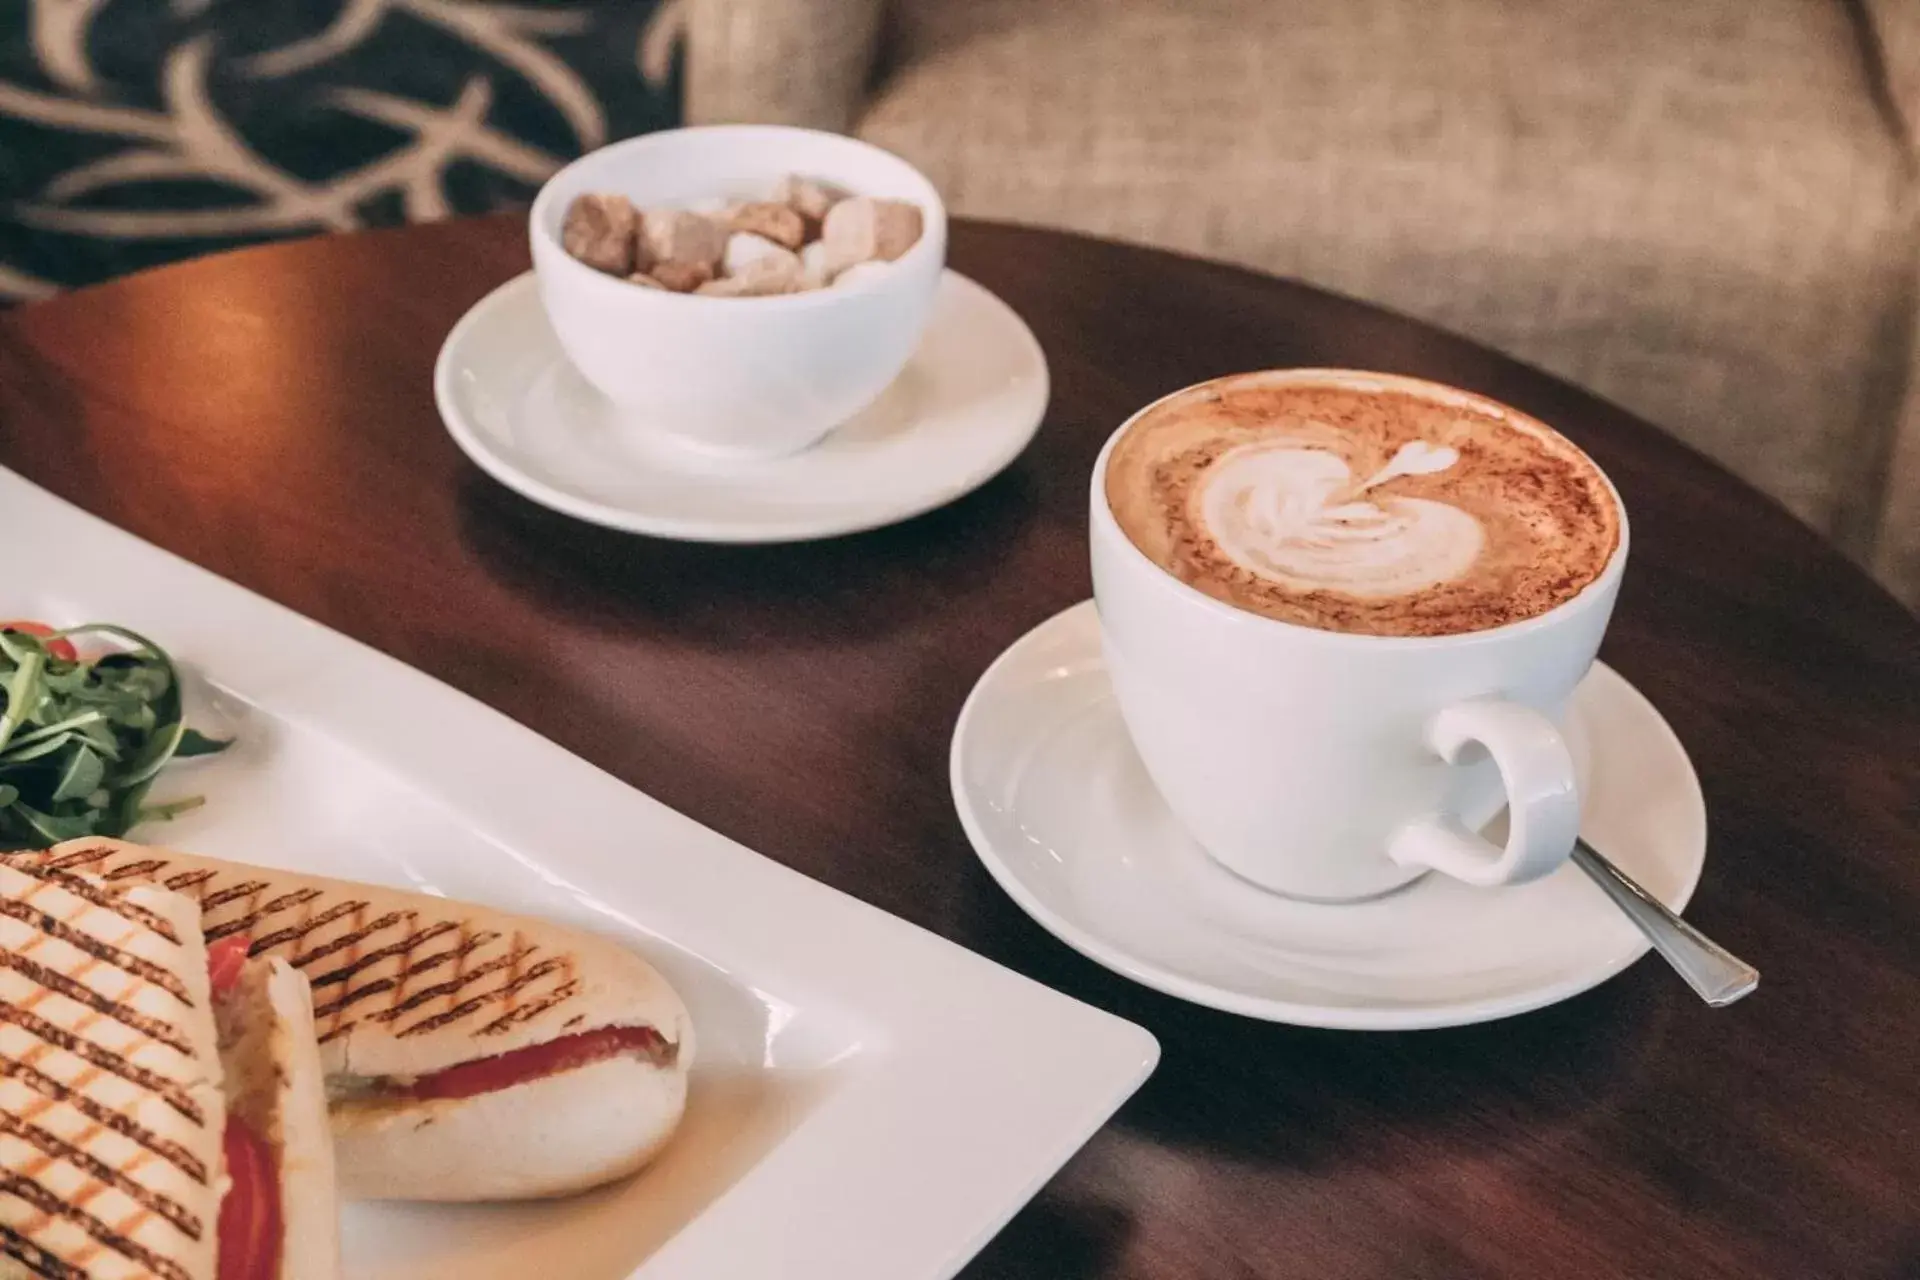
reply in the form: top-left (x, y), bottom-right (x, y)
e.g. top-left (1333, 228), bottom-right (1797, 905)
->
top-left (1387, 699), bottom-right (1579, 888)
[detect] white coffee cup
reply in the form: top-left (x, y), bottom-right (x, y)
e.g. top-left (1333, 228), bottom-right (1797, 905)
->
top-left (1089, 371), bottom-right (1629, 902)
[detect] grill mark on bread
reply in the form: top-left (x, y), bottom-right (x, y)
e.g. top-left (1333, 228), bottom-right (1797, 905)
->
top-left (397, 912), bottom-right (427, 1010)
top-left (11, 1063), bottom-right (99, 1140)
top-left (480, 977), bottom-right (582, 1037)
top-left (198, 880), bottom-right (269, 912)
top-left (502, 933), bottom-right (525, 1023)
top-left (21, 847), bottom-right (598, 1047)
top-left (397, 955), bottom-right (564, 1038)
top-left (312, 932), bottom-right (499, 1022)
top-left (1, 1221), bottom-right (89, 1280)
top-left (288, 907), bottom-right (401, 972)
top-left (205, 888), bottom-right (327, 944)
top-left (391, 908), bottom-right (417, 1007)
top-left (498, 955), bottom-right (566, 1010)
top-left (301, 920), bottom-right (451, 989)
top-left (0, 1059), bottom-right (208, 1182)
top-left (387, 931), bottom-right (496, 987)
top-left (375, 945), bottom-right (534, 1026)
top-left (0, 1111), bottom-right (202, 1239)
top-left (0, 1171), bottom-right (191, 1280)
top-left (0, 954), bottom-right (193, 1056)
top-left (334, 900), bottom-right (369, 1040)
top-left (447, 924), bottom-right (472, 1014)
top-left (99, 859), bottom-right (168, 883)
top-left (0, 1001), bottom-right (203, 1124)
top-left (245, 896), bottom-right (358, 954)
top-left (0, 865), bottom-right (179, 943)
top-left (43, 846), bottom-right (112, 872)
top-left (162, 869), bottom-right (217, 899)
top-left (0, 899), bottom-right (192, 1006)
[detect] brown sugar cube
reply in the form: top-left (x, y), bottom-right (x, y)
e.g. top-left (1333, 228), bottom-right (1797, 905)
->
top-left (821, 197), bottom-right (923, 271)
top-left (561, 192), bottom-right (638, 274)
top-left (773, 174), bottom-right (843, 226)
top-left (639, 209), bottom-right (727, 271)
top-left (649, 259), bottom-right (715, 292)
top-left (696, 253), bottom-right (802, 297)
top-left (727, 201), bottom-right (807, 250)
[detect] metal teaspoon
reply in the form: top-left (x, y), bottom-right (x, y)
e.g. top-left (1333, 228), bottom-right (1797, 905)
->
top-left (1571, 838), bottom-right (1758, 1006)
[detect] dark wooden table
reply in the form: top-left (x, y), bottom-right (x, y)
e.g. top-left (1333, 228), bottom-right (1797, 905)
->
top-left (3, 217), bottom-right (1917, 1279)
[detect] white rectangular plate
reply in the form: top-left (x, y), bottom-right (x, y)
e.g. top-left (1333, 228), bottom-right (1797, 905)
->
top-left (1, 469), bottom-right (1158, 1279)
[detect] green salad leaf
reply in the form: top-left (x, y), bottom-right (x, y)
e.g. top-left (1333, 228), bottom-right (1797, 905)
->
top-left (0, 624), bottom-right (232, 852)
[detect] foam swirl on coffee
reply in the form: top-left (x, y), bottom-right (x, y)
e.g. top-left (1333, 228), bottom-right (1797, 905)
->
top-left (1103, 374), bottom-right (1621, 637)
top-left (1201, 444), bottom-right (1484, 598)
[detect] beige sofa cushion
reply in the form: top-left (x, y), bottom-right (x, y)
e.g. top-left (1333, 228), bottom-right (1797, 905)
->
top-left (1860, 0), bottom-right (1920, 144)
top-left (1858, 0), bottom-right (1920, 607)
top-left (859, 0), bottom-right (1914, 556)
top-left (683, 0), bottom-right (886, 130)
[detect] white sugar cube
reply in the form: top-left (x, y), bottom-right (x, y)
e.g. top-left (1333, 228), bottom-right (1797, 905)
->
top-left (724, 231), bottom-right (799, 278)
top-left (798, 241), bottom-right (833, 290)
top-left (699, 253), bottom-right (803, 297)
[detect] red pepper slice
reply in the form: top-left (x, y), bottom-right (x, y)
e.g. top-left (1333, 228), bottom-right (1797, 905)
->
top-left (215, 1116), bottom-right (281, 1280)
top-left (407, 1025), bottom-right (668, 1101)
top-left (206, 936), bottom-right (250, 998)
top-left (1, 621), bottom-right (77, 663)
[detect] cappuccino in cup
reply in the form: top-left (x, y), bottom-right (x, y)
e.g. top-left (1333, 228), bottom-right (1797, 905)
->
top-left (1090, 370), bottom-right (1628, 902)
top-left (1103, 377), bottom-right (1621, 637)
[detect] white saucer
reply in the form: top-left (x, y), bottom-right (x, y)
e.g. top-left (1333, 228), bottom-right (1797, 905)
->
top-left (435, 270), bottom-right (1049, 542)
top-left (950, 601), bottom-right (1709, 1030)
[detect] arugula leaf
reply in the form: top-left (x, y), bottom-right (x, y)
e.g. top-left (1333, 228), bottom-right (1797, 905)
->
top-left (10, 801), bottom-right (100, 845)
top-left (0, 733), bottom-right (82, 766)
top-left (0, 710), bottom-right (108, 754)
top-left (112, 718), bottom-right (185, 790)
top-left (76, 719), bottom-right (122, 759)
top-left (136, 795), bottom-right (206, 825)
top-left (175, 729), bottom-right (232, 758)
top-left (0, 623), bottom-right (235, 852)
top-left (51, 747), bottom-right (105, 803)
top-left (0, 651), bottom-right (46, 754)
top-left (107, 778), bottom-right (152, 838)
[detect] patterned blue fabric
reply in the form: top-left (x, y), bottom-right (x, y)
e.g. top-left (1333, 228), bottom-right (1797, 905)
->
top-left (0, 0), bottom-right (681, 299)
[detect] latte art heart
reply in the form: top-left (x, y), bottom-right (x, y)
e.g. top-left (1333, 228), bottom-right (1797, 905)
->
top-left (1200, 445), bottom-right (1484, 598)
